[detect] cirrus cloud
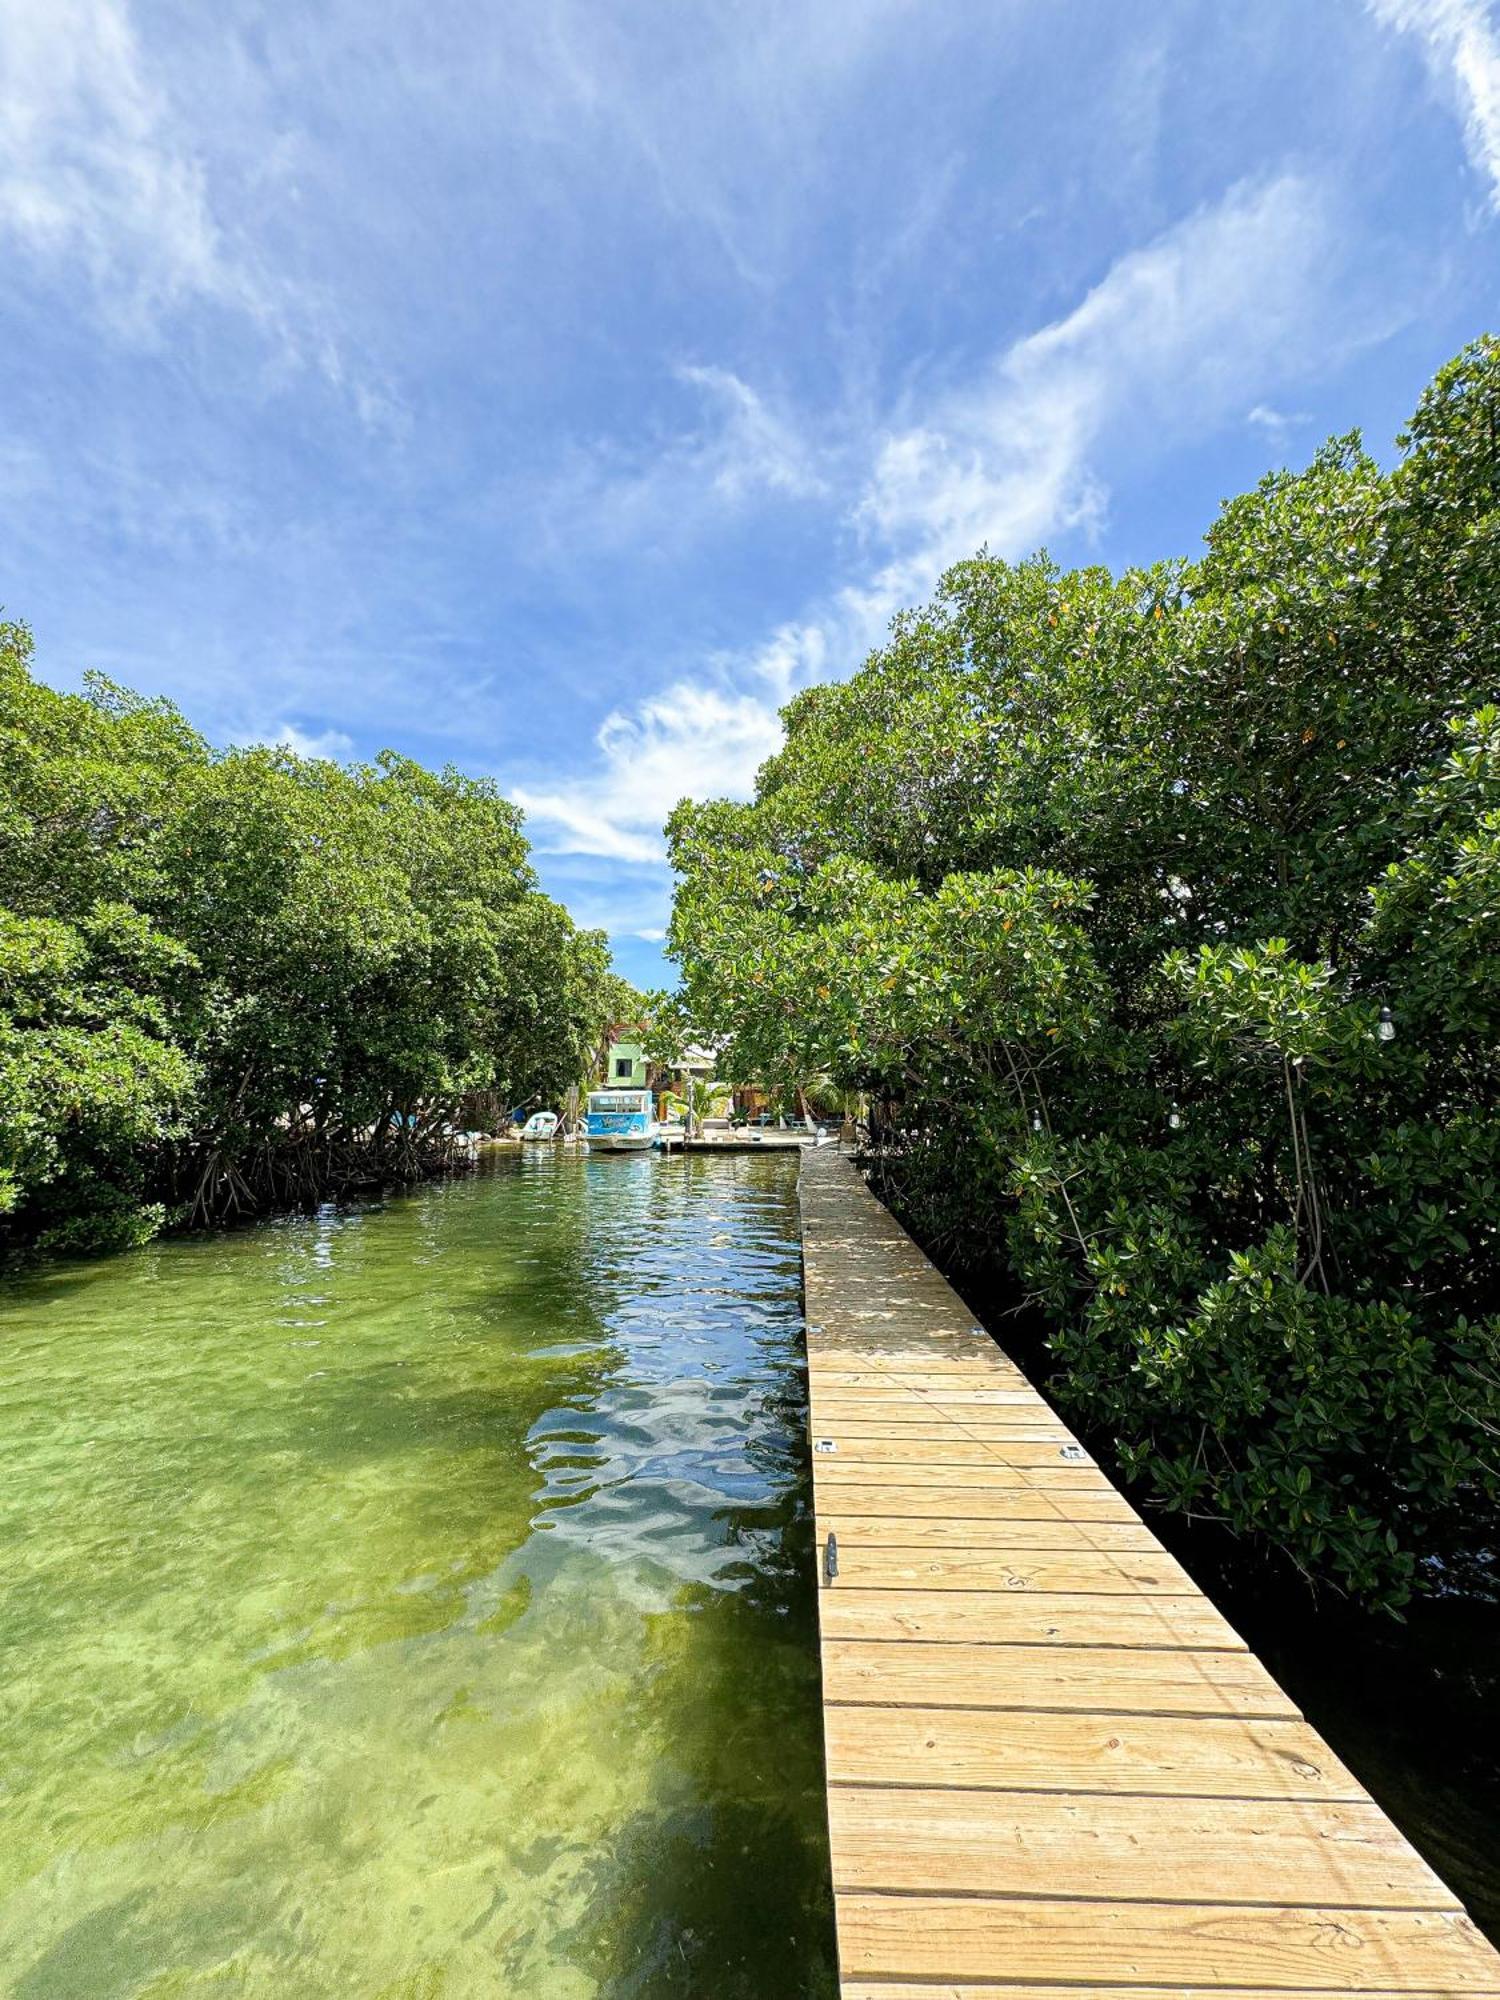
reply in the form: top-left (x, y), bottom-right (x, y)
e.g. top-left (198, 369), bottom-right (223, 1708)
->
top-left (1366, 0), bottom-right (1500, 207)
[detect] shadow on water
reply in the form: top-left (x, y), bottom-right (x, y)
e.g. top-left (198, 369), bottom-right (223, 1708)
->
top-left (560, 1162), bottom-right (838, 1997)
top-left (567, 1480), bottom-right (836, 2000)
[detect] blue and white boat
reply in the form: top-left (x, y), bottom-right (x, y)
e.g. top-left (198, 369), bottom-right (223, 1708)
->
top-left (583, 1087), bottom-right (656, 1152)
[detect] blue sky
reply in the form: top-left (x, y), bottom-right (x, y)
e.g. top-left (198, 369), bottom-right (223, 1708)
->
top-left (3, 0), bottom-right (1499, 989)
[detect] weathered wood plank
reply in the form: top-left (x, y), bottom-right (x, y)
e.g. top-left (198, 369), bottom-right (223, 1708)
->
top-left (811, 1437), bottom-right (1082, 1466)
top-left (809, 1386), bottom-right (1043, 1408)
top-left (816, 1515), bottom-right (1163, 1551)
top-left (819, 1588), bottom-right (1246, 1649)
top-left (821, 1638), bottom-right (1295, 1716)
top-left (809, 1390), bottom-right (1054, 1409)
top-left (814, 1458), bottom-right (1111, 1489)
top-left (807, 1359), bottom-right (1032, 1383)
top-left (810, 1418), bottom-right (1072, 1442)
top-left (826, 1548), bottom-right (1193, 1595)
top-left (824, 1704), bottom-right (1364, 1798)
top-left (813, 1483), bottom-right (1139, 1522)
top-left (827, 1788), bottom-right (1457, 1906)
top-left (836, 1898), bottom-right (1496, 1990)
top-left (846, 1990), bottom-right (1500, 2000)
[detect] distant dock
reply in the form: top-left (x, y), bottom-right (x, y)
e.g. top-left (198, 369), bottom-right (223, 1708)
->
top-left (487, 1129), bottom-right (819, 1153)
top-left (658, 1129), bottom-right (819, 1153)
top-left (799, 1145), bottom-right (1500, 1997)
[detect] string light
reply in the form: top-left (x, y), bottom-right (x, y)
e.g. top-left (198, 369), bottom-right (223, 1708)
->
top-left (1168, 1106), bottom-right (1183, 1130)
top-left (1377, 1006), bottom-right (1396, 1044)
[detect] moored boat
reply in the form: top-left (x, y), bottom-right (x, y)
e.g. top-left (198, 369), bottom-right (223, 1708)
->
top-left (583, 1088), bottom-right (655, 1152)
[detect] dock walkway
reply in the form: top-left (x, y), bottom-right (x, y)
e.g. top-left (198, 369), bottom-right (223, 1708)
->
top-left (799, 1146), bottom-right (1500, 1998)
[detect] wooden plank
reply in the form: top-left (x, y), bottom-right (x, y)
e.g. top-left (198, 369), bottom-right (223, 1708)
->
top-left (827, 1789), bottom-right (1457, 1906)
top-left (821, 1639), bottom-right (1296, 1716)
top-left (827, 1547), bottom-right (1193, 1595)
top-left (812, 1408), bottom-right (1072, 1440)
top-left (820, 1588), bottom-right (1245, 1649)
top-left (846, 1990), bottom-right (1500, 2000)
top-left (805, 1338), bottom-right (1026, 1360)
top-left (816, 1515), bottom-right (1164, 1551)
top-left (811, 1339), bottom-right (984, 1354)
top-left (837, 1898), bottom-right (1497, 1990)
top-left (807, 1360), bottom-right (1031, 1384)
top-left (807, 1377), bottom-right (1035, 1399)
top-left (809, 1386), bottom-right (1043, 1407)
top-left (811, 1394), bottom-right (1044, 1415)
top-left (824, 1705), bottom-right (1364, 1798)
top-left (814, 1483), bottom-right (1139, 1522)
top-left (814, 1459), bottom-right (1110, 1489)
top-left (812, 1436), bottom-right (1097, 1468)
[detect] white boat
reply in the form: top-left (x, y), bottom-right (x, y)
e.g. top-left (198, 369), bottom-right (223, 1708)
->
top-left (519, 1110), bottom-right (559, 1142)
top-left (583, 1088), bottom-right (656, 1152)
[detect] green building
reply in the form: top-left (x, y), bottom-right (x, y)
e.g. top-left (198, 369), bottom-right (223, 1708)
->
top-left (605, 1036), bottom-right (649, 1088)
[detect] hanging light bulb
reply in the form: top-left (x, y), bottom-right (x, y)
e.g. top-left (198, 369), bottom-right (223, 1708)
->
top-left (1031, 1111), bottom-right (1043, 1133)
top-left (1168, 1106), bottom-right (1183, 1130)
top-left (1376, 1006), bottom-right (1396, 1044)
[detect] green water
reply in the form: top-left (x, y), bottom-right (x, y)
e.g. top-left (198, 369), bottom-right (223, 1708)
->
top-left (0, 1152), bottom-right (837, 1999)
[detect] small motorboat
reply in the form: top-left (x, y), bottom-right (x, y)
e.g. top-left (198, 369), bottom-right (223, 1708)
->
top-left (519, 1110), bottom-right (560, 1142)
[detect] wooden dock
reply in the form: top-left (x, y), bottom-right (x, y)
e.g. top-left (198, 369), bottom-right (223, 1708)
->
top-left (799, 1146), bottom-right (1500, 1998)
top-left (658, 1130), bottom-right (816, 1152)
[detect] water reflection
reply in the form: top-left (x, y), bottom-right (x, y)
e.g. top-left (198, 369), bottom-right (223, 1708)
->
top-left (0, 1150), bottom-right (836, 1997)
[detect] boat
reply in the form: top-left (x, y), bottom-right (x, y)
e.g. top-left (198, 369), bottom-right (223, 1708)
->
top-left (583, 1087), bottom-right (656, 1152)
top-left (519, 1110), bottom-right (559, 1142)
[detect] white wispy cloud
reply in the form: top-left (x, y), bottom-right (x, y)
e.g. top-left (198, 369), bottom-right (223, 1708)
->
top-left (513, 679), bottom-right (786, 862)
top-left (260, 721), bottom-right (357, 762)
top-left (0, 0), bottom-right (269, 332)
top-left (517, 363), bottom-right (828, 572)
top-left (0, 0), bottom-right (403, 427)
top-left (675, 364), bottom-right (827, 501)
top-left (1367, 0), bottom-right (1500, 206)
top-left (1246, 402), bottom-right (1310, 440)
top-left (513, 173), bottom-right (1341, 867)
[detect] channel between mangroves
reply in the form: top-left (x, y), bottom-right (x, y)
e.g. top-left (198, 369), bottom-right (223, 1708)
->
top-left (4, 1142), bottom-right (1498, 1999)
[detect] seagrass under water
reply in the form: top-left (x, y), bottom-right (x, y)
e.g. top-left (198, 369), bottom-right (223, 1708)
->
top-left (0, 1150), bottom-right (836, 1999)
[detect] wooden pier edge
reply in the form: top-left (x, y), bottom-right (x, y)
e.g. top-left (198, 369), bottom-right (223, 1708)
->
top-left (798, 1145), bottom-right (1500, 1999)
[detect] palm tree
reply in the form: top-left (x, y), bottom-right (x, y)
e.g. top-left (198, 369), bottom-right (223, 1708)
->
top-left (685, 1075), bottom-right (728, 1135)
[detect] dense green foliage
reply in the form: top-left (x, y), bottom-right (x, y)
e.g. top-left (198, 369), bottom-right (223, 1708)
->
top-left (669, 338), bottom-right (1500, 1606)
top-left (1, 628), bottom-right (614, 1254)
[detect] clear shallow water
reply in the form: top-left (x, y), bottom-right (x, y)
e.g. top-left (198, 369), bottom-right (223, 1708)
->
top-left (0, 1151), bottom-right (837, 1999)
